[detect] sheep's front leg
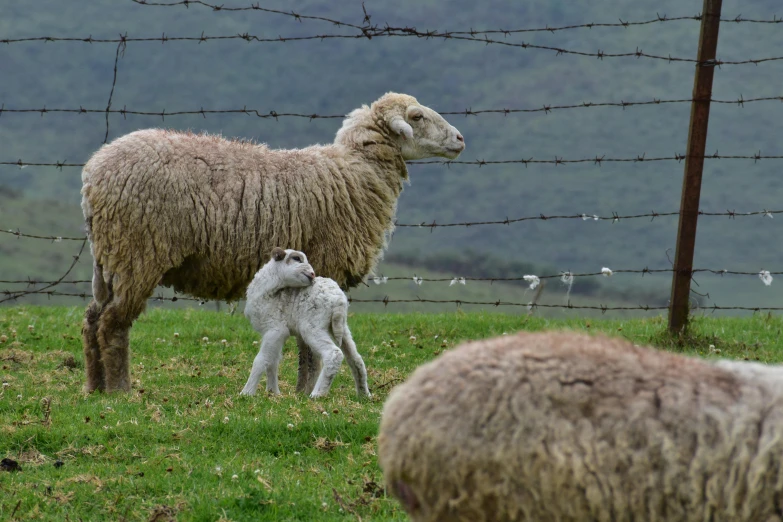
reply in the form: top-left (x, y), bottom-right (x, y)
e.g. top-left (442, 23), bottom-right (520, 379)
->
top-left (240, 329), bottom-right (288, 396)
top-left (302, 332), bottom-right (344, 398)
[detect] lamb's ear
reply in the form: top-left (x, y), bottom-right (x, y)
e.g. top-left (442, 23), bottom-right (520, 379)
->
top-left (390, 116), bottom-right (413, 140)
top-left (271, 247), bottom-right (286, 262)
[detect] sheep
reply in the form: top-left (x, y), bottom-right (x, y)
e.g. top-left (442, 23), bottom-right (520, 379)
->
top-left (240, 247), bottom-right (371, 399)
top-left (80, 92), bottom-right (465, 393)
top-left (377, 331), bottom-right (783, 522)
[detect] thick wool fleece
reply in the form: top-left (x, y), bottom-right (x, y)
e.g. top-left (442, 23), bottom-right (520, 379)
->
top-left (378, 331), bottom-right (783, 522)
top-left (82, 98), bottom-right (411, 304)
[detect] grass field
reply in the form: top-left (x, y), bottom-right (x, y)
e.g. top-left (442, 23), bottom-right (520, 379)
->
top-left (2, 306), bottom-right (783, 521)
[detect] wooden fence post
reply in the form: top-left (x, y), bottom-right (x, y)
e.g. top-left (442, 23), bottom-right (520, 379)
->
top-left (668, 0), bottom-right (723, 333)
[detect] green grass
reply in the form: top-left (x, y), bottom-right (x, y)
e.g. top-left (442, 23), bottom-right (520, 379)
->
top-left (2, 306), bottom-right (783, 521)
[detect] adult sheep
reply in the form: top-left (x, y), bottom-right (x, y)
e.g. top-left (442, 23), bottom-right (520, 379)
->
top-left (80, 92), bottom-right (465, 393)
top-left (378, 331), bottom-right (783, 522)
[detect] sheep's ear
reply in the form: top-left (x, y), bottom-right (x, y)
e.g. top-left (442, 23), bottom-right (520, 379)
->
top-left (271, 247), bottom-right (286, 261)
top-left (390, 116), bottom-right (413, 140)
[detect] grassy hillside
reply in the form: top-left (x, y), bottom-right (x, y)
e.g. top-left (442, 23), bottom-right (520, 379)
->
top-left (1, 0), bottom-right (782, 313)
top-left (3, 306), bottom-right (783, 520)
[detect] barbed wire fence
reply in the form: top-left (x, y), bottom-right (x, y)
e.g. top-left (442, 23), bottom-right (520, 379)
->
top-left (1, 0), bottom-right (782, 319)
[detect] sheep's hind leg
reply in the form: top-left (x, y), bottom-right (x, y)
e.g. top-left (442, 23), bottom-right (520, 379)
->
top-left (97, 281), bottom-right (153, 393)
top-left (82, 261), bottom-right (111, 393)
top-left (240, 329), bottom-right (288, 396)
top-left (82, 300), bottom-right (105, 392)
top-left (302, 332), bottom-right (344, 399)
top-left (295, 336), bottom-right (321, 395)
top-left (339, 328), bottom-right (371, 397)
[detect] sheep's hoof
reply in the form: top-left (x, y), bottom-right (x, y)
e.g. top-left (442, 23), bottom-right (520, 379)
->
top-left (239, 388), bottom-right (256, 396)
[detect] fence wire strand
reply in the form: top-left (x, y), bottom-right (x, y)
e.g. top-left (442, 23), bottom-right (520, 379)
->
top-left (129, 1), bottom-right (783, 33)
top-left (5, 152), bottom-right (783, 170)
top-left (3, 30), bottom-right (783, 66)
top-left (2, 267), bottom-right (781, 287)
top-left (3, 95), bottom-right (783, 122)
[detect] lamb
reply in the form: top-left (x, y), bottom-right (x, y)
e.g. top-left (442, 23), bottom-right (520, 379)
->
top-left (79, 92), bottom-right (465, 393)
top-left (378, 331), bottom-right (783, 522)
top-left (240, 247), bottom-right (370, 399)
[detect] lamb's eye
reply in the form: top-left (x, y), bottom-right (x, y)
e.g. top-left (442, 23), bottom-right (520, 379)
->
top-left (292, 256), bottom-right (302, 262)
top-left (411, 114), bottom-right (423, 122)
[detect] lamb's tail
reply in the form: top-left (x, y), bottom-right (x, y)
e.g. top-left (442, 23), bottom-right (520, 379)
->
top-left (331, 308), bottom-right (346, 347)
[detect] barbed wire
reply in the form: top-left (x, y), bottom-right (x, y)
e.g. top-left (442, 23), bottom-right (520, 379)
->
top-left (3, 95), bottom-right (782, 122)
top-left (3, 288), bottom-right (780, 313)
top-left (395, 208), bottom-right (783, 228)
top-left (2, 266), bottom-right (781, 287)
top-left (131, 0), bottom-right (368, 31)
top-left (349, 298), bottom-right (783, 313)
top-left (130, 1), bottom-right (783, 34)
top-left (3, 30), bottom-right (783, 66)
top-left (0, 240), bottom-right (87, 304)
top-left (5, 152), bottom-right (783, 171)
top-left (2, 207), bottom-right (780, 244)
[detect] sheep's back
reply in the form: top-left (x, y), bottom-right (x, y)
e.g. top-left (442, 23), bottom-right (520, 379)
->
top-left (81, 129), bottom-right (404, 298)
top-left (378, 331), bottom-right (783, 522)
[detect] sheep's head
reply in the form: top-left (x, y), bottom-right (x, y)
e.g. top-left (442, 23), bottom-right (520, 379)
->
top-left (380, 93), bottom-right (465, 160)
top-left (336, 92), bottom-right (465, 161)
top-left (391, 106), bottom-right (465, 161)
top-left (269, 247), bottom-right (316, 288)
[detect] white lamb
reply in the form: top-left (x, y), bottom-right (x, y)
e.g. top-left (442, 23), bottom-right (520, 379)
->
top-left (241, 247), bottom-right (371, 399)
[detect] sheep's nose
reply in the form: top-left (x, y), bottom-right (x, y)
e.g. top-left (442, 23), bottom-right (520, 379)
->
top-left (456, 133), bottom-right (464, 143)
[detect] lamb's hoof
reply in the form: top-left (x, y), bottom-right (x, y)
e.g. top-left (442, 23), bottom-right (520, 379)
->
top-left (239, 388), bottom-right (256, 396)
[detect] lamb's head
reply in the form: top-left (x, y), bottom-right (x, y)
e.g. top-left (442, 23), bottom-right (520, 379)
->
top-left (269, 247), bottom-right (316, 288)
top-left (336, 92), bottom-right (465, 161)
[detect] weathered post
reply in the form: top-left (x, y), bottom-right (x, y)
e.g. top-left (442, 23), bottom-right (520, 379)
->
top-left (668, 0), bottom-right (723, 333)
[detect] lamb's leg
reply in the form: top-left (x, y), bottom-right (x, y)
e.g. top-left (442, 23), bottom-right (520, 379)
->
top-left (339, 328), bottom-right (371, 397)
top-left (241, 329), bottom-right (289, 396)
top-left (82, 261), bottom-right (111, 393)
top-left (302, 332), bottom-right (344, 399)
top-left (295, 336), bottom-right (321, 395)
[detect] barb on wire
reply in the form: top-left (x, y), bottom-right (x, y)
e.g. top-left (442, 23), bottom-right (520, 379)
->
top-left (129, 2), bottom-right (783, 33)
top-left (3, 30), bottom-right (783, 66)
top-left (4, 95), bottom-right (783, 121)
top-left (6, 153), bottom-right (783, 171)
top-left (0, 239), bottom-right (87, 304)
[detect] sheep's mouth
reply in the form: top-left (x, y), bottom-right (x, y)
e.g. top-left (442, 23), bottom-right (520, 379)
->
top-left (443, 147), bottom-right (464, 159)
top-left (304, 273), bottom-right (315, 283)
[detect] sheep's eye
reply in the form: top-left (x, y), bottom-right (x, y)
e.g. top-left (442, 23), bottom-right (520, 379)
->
top-left (292, 256), bottom-right (302, 262)
top-left (411, 114), bottom-right (423, 121)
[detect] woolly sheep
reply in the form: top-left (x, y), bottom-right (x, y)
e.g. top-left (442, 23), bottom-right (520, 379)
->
top-left (241, 247), bottom-right (370, 399)
top-left (80, 92), bottom-right (465, 393)
top-left (378, 331), bottom-right (783, 522)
